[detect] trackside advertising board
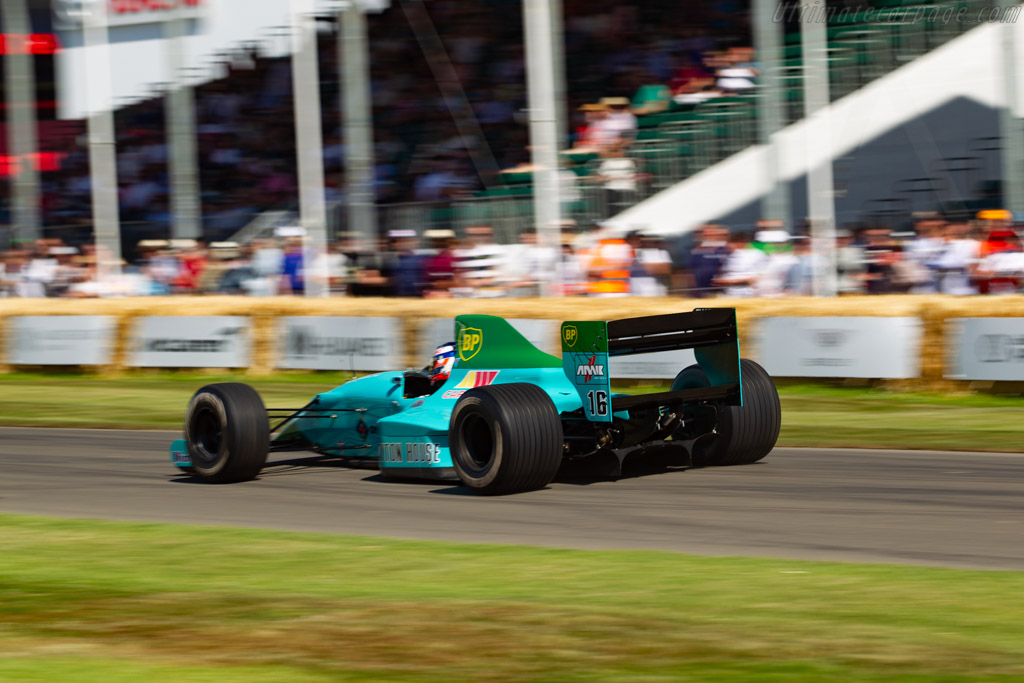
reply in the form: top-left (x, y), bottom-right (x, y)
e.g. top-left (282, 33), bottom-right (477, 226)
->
top-left (277, 317), bottom-right (402, 371)
top-left (946, 317), bottom-right (1024, 380)
top-left (5, 316), bottom-right (116, 366)
top-left (757, 316), bottom-right (922, 378)
top-left (128, 316), bottom-right (251, 367)
top-left (417, 318), bottom-right (558, 361)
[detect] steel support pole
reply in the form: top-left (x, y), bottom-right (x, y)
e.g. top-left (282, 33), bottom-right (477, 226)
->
top-left (164, 11), bottom-right (202, 240)
top-left (340, 2), bottom-right (378, 250)
top-left (2, 0), bottom-right (41, 247)
top-left (998, 0), bottom-right (1024, 216)
top-left (83, 0), bottom-right (123, 283)
top-left (523, 0), bottom-right (564, 296)
top-left (290, 0), bottom-right (329, 297)
top-left (800, 2), bottom-right (837, 297)
top-left (754, 0), bottom-right (790, 230)
top-left (548, 0), bottom-right (568, 157)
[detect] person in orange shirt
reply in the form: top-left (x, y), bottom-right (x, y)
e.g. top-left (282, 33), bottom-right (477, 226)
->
top-left (584, 235), bottom-right (634, 297)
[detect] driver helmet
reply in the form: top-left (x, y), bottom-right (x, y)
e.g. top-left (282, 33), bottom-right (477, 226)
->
top-left (429, 342), bottom-right (456, 384)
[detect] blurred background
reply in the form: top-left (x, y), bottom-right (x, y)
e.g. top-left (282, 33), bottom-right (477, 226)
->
top-left (2, 0), bottom-right (1023, 299)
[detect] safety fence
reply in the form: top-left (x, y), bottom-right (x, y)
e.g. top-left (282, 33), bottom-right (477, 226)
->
top-left (1, 296), bottom-right (1023, 388)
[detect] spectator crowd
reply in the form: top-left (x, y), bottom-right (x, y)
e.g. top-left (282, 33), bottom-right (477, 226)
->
top-left (1, 0), bottom-right (754, 243)
top-left (2, 0), bottom-right (1016, 303)
top-left (4, 210), bottom-right (1023, 299)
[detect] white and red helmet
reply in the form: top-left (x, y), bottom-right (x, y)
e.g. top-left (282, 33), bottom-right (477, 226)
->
top-left (429, 342), bottom-right (456, 384)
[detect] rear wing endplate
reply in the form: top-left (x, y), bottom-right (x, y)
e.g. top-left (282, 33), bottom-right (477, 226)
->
top-left (560, 308), bottom-right (741, 422)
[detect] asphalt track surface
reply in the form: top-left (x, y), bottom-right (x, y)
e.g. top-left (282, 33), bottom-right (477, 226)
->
top-left (1, 427), bottom-right (1022, 570)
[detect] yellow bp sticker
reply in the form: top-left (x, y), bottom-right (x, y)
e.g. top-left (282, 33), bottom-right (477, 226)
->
top-left (457, 327), bottom-right (483, 361)
top-left (562, 324), bottom-right (579, 348)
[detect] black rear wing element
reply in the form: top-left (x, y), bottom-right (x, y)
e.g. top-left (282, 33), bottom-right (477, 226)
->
top-left (561, 308), bottom-right (742, 422)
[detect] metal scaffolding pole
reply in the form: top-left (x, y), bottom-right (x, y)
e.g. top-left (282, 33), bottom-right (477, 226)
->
top-left (164, 11), bottom-right (202, 240)
top-left (548, 0), bottom-right (568, 157)
top-left (754, 0), bottom-right (790, 230)
top-left (340, 2), bottom-right (378, 250)
top-left (800, 3), bottom-right (837, 297)
top-left (998, 0), bottom-right (1024, 216)
top-left (1, 0), bottom-right (41, 246)
top-left (83, 0), bottom-right (123, 283)
top-left (523, 0), bottom-right (564, 296)
top-left (290, 0), bottom-right (329, 297)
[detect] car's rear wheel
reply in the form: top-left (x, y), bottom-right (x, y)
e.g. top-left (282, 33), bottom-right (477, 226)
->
top-left (672, 358), bottom-right (780, 466)
top-left (449, 383), bottom-right (563, 494)
top-left (184, 383), bottom-right (268, 483)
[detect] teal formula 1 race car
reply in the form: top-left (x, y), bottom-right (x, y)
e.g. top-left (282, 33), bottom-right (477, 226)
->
top-left (169, 309), bottom-right (781, 494)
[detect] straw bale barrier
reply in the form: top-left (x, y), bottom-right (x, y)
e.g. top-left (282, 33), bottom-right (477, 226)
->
top-left (2, 294), bottom-right (1024, 388)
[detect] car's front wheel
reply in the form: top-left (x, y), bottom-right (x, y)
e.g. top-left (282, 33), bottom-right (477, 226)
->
top-left (184, 383), bottom-right (268, 483)
top-left (449, 383), bottom-right (563, 494)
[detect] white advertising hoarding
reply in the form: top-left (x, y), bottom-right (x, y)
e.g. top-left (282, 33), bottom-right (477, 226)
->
top-left (5, 316), bottom-right (116, 366)
top-left (277, 317), bottom-right (402, 371)
top-left (417, 318), bottom-right (558, 361)
top-left (947, 317), bottom-right (1024, 380)
top-left (756, 316), bottom-right (922, 378)
top-left (129, 316), bottom-right (251, 367)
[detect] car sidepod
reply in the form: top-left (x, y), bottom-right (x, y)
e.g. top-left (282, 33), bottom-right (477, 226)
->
top-left (376, 365), bottom-right (580, 481)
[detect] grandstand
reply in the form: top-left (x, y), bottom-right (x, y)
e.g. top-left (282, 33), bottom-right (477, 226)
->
top-left (1, 0), bottom-right (1020, 252)
top-left (447, 0), bottom-right (1013, 239)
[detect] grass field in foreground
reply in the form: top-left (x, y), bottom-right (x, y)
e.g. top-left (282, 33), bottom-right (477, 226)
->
top-left (0, 371), bottom-right (1022, 451)
top-left (1, 514), bottom-right (1024, 682)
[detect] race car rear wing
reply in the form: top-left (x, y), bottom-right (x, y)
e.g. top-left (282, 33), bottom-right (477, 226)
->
top-left (560, 308), bottom-right (741, 422)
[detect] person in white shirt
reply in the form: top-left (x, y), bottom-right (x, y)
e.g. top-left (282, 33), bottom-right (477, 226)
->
top-left (626, 232), bottom-right (673, 297)
top-left (596, 142), bottom-right (638, 218)
top-left (714, 232), bottom-right (768, 298)
top-left (904, 215), bottom-right (946, 293)
top-left (600, 97), bottom-right (638, 145)
top-left (935, 223), bottom-right (980, 295)
top-left (572, 103), bottom-right (617, 154)
top-left (752, 229), bottom-right (798, 298)
top-left (23, 244), bottom-right (58, 297)
top-left (558, 241), bottom-right (587, 296)
top-left (453, 225), bottom-right (508, 298)
top-left (505, 230), bottom-right (557, 297)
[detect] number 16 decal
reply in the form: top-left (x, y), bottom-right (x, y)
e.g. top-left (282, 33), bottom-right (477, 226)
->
top-left (587, 390), bottom-right (608, 416)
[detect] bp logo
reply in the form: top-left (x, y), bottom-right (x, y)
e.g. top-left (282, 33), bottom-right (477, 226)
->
top-left (563, 325), bottom-right (579, 348)
top-left (457, 327), bottom-right (483, 361)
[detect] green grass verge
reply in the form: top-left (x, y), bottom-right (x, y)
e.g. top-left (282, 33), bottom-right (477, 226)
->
top-left (2, 514), bottom-right (1024, 682)
top-left (0, 371), bottom-right (1022, 451)
top-left (0, 371), bottom-right (346, 431)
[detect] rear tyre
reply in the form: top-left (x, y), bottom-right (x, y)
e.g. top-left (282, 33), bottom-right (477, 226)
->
top-left (672, 359), bottom-right (780, 466)
top-left (449, 383), bottom-right (563, 494)
top-left (184, 383), bottom-right (269, 483)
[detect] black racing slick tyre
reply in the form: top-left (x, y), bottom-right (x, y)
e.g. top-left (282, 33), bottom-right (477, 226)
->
top-left (672, 359), bottom-right (780, 466)
top-left (449, 383), bottom-right (564, 495)
top-left (184, 383), bottom-right (269, 484)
